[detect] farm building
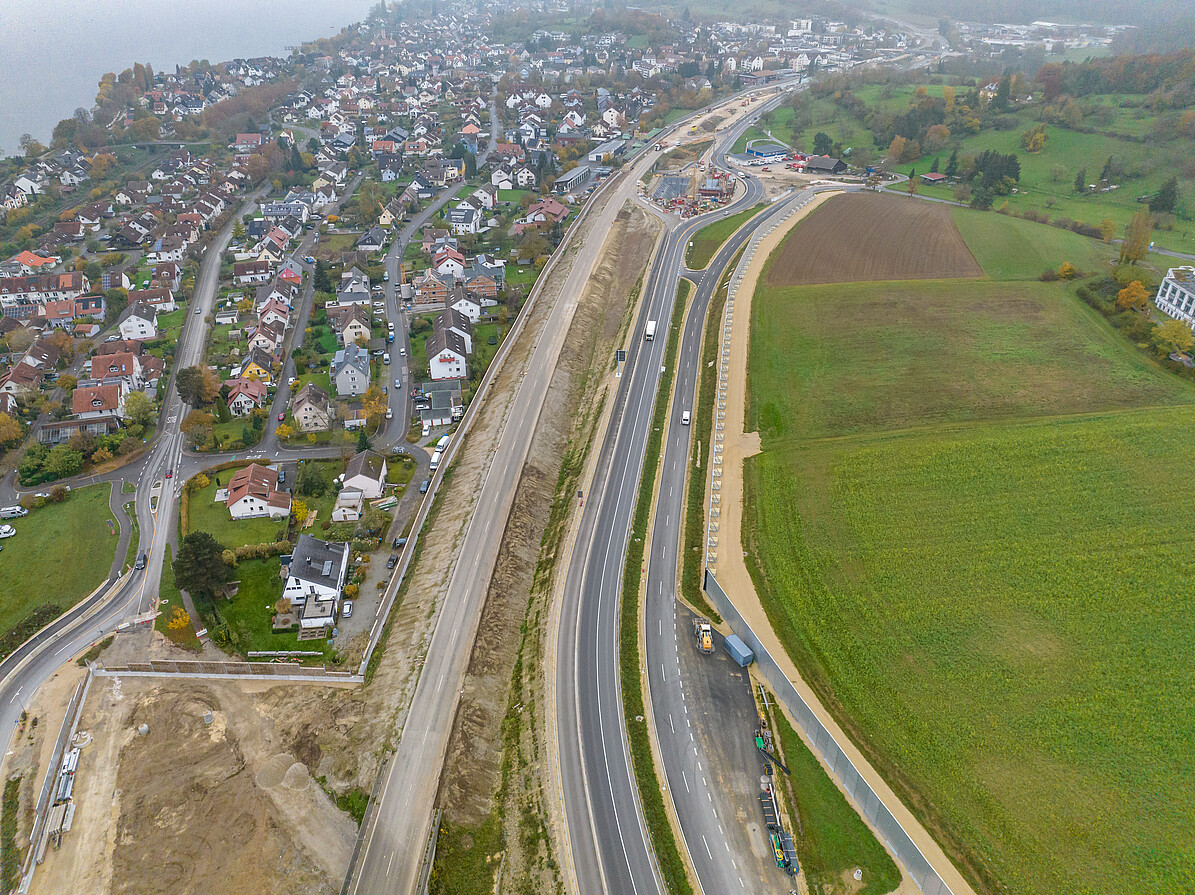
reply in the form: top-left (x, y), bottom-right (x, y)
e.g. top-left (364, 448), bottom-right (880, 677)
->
top-left (920, 172), bottom-right (948, 185)
top-left (804, 155), bottom-right (847, 175)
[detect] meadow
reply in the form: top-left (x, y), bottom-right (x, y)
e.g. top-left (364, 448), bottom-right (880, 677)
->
top-left (803, 80), bottom-right (1195, 253)
top-left (743, 202), bottom-right (1195, 894)
top-left (0, 485), bottom-right (118, 649)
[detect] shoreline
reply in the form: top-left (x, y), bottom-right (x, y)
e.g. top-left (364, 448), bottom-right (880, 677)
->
top-left (0, 0), bottom-right (374, 152)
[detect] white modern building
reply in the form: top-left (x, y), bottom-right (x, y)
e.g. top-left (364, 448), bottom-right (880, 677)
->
top-left (1155, 267), bottom-right (1195, 327)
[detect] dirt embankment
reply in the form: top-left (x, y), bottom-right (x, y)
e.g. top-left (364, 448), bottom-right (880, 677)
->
top-left (434, 201), bottom-right (662, 893)
top-left (30, 678), bottom-right (356, 895)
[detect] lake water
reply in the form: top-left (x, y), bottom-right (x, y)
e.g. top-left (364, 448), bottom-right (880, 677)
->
top-left (0, 0), bottom-right (376, 154)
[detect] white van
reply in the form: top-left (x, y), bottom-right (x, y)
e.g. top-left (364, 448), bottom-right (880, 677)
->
top-left (681, 411), bottom-right (691, 425)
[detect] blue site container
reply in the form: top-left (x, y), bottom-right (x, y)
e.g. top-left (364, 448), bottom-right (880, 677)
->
top-left (724, 634), bottom-right (754, 667)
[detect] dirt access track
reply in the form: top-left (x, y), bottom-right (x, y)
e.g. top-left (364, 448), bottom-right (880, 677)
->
top-left (29, 677), bottom-right (356, 895)
top-left (764, 191), bottom-right (982, 286)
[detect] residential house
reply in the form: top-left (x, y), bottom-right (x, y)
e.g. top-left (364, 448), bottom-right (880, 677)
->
top-left (234, 347), bottom-right (275, 384)
top-left (128, 287), bottom-right (177, 313)
top-left (292, 382), bottom-right (332, 432)
top-left (447, 204), bottom-right (482, 235)
top-left (343, 449), bottom-right (388, 499)
top-left (234, 259), bottom-right (272, 284)
top-left (225, 463), bottom-right (291, 519)
top-left (117, 303), bottom-right (158, 341)
top-left (331, 342), bottom-right (371, 396)
top-left (72, 382), bottom-right (127, 420)
top-left (225, 377), bottom-right (269, 415)
top-left (282, 534), bottom-right (350, 630)
top-left (332, 305), bottom-right (372, 346)
top-left (426, 324), bottom-right (468, 380)
top-left (356, 226), bottom-right (386, 253)
top-left (436, 306), bottom-right (474, 354)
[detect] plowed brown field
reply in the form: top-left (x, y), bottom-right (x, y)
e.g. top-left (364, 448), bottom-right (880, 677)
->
top-left (764, 191), bottom-right (982, 286)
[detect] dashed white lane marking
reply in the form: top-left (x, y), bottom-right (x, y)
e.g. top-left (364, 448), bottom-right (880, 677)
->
top-left (702, 836), bottom-right (713, 859)
top-left (682, 772), bottom-right (690, 792)
top-left (668, 714), bottom-right (674, 733)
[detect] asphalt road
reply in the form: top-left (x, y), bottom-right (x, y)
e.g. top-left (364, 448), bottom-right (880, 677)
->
top-left (554, 82), bottom-right (809, 895)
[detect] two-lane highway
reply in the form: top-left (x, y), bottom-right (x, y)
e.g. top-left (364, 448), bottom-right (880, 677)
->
top-left (555, 81), bottom-right (808, 895)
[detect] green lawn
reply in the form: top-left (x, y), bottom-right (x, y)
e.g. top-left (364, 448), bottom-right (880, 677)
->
top-left (685, 203), bottom-right (766, 269)
top-left (206, 557), bottom-right (330, 659)
top-left (497, 189), bottom-right (535, 204)
top-left (0, 485), bottom-right (117, 652)
top-left (153, 546), bottom-right (201, 650)
top-left (185, 475), bottom-right (289, 548)
top-left (471, 322), bottom-right (507, 377)
top-left (768, 696), bottom-right (900, 895)
top-left (950, 206), bottom-right (1109, 280)
top-left (293, 370), bottom-right (333, 398)
top-left (744, 205), bottom-right (1195, 894)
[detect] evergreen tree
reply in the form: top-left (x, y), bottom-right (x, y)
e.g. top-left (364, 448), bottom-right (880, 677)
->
top-left (993, 75), bottom-right (1011, 111)
top-left (930, 156), bottom-right (939, 173)
top-left (1150, 175), bottom-right (1179, 214)
top-left (1074, 168), bottom-right (1087, 193)
top-left (944, 148), bottom-right (958, 178)
top-left (357, 428), bottom-right (372, 453)
top-left (174, 532), bottom-right (231, 604)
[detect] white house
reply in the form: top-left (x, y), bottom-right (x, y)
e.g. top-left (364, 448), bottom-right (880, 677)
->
top-left (282, 534), bottom-right (350, 629)
top-left (225, 463), bottom-right (292, 519)
top-left (343, 449), bottom-right (388, 499)
top-left (447, 205), bottom-right (482, 235)
top-left (117, 303), bottom-right (158, 341)
top-left (426, 326), bottom-right (468, 380)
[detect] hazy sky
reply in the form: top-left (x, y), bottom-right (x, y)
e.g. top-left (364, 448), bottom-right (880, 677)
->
top-left (0, 0), bottom-right (376, 152)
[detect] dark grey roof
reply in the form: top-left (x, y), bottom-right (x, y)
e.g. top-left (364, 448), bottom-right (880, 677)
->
top-left (289, 534), bottom-right (348, 588)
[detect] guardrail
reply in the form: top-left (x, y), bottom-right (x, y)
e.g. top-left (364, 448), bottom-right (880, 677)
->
top-left (704, 569), bottom-right (956, 895)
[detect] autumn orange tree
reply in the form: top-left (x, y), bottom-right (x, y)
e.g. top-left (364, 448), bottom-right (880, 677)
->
top-left (1116, 280), bottom-right (1150, 312)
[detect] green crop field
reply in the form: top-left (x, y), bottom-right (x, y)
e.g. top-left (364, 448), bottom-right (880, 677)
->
top-left (743, 207), bottom-right (1195, 895)
top-left (748, 278), bottom-right (1193, 442)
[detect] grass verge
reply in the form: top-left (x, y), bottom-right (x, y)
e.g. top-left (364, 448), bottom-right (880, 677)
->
top-left (1, 777), bottom-right (20, 894)
top-left (153, 546), bottom-right (201, 651)
top-left (122, 500), bottom-right (139, 573)
top-left (685, 203), bottom-right (766, 270)
top-left (620, 282), bottom-right (695, 895)
top-left (762, 690), bottom-right (900, 895)
top-left (76, 636), bottom-right (114, 667)
top-left (681, 250), bottom-right (748, 624)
